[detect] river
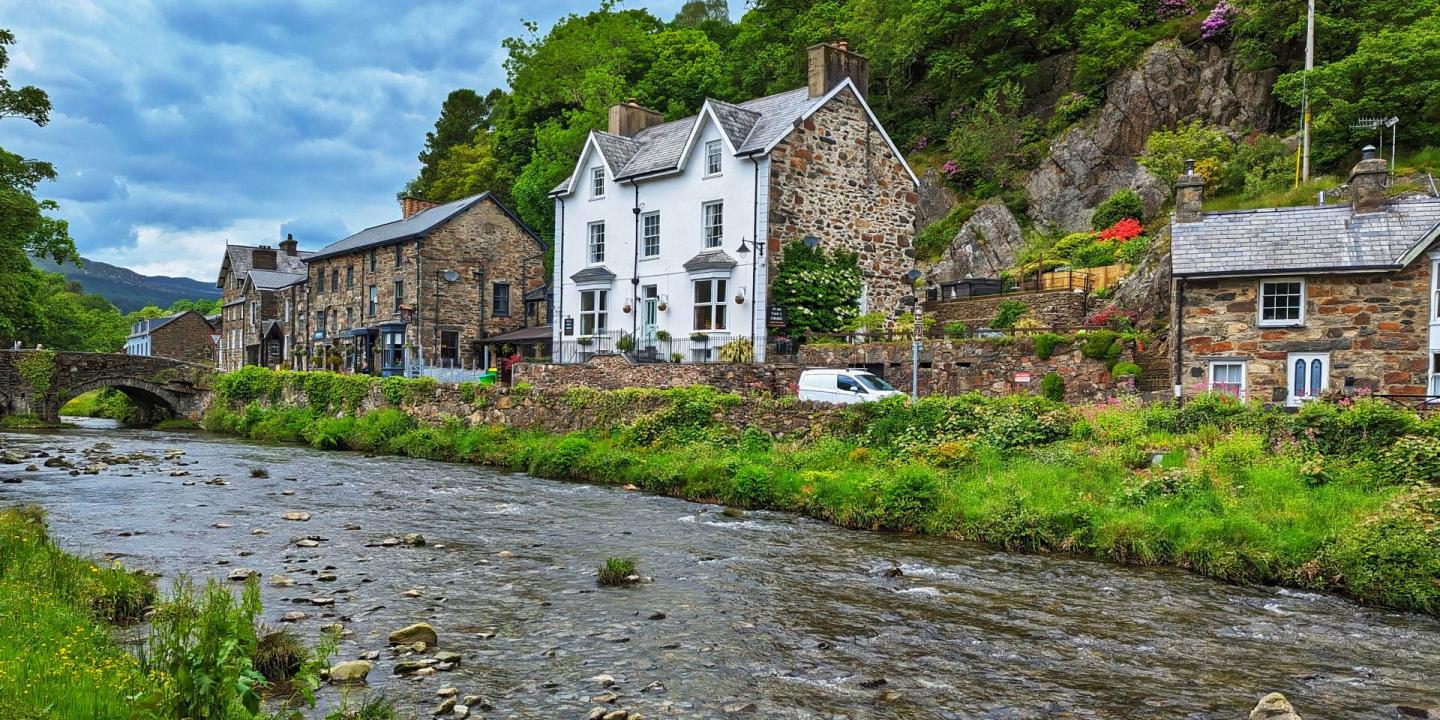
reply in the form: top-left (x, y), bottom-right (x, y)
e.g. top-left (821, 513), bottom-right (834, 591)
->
top-left (2, 421), bottom-right (1438, 719)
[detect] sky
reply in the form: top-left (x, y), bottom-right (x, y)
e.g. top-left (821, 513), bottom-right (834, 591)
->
top-left (0, 0), bottom-right (711, 282)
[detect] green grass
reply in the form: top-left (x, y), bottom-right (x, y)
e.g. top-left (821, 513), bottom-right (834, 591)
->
top-left (199, 373), bottom-right (1440, 615)
top-left (597, 557), bottom-right (638, 586)
top-left (1203, 175), bottom-right (1345, 212)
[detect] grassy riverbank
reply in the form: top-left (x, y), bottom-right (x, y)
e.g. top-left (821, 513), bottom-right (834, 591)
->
top-left (0, 507), bottom-right (343, 719)
top-left (202, 370), bottom-right (1440, 615)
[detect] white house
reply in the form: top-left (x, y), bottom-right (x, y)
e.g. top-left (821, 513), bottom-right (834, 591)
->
top-left (549, 42), bottom-right (919, 363)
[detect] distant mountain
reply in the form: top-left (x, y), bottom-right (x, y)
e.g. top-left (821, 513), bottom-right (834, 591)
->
top-left (31, 255), bottom-right (220, 314)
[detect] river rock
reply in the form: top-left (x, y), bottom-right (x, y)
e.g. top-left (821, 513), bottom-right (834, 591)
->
top-left (433, 698), bottom-right (455, 715)
top-left (586, 709), bottom-right (608, 720)
top-left (452, 705), bottom-right (469, 719)
top-left (227, 568), bottom-right (259, 581)
top-left (268, 575), bottom-right (294, 587)
top-left (328, 659), bottom-right (371, 685)
top-left (393, 659), bottom-right (436, 675)
top-left (317, 571), bottom-right (337, 582)
top-left (281, 511), bottom-right (310, 521)
top-left (43, 456), bottom-right (70, 468)
top-left (603, 711), bottom-right (629, 720)
top-left (0, 450), bottom-right (23, 464)
top-left (388, 622), bottom-right (438, 647)
top-left (213, 522), bottom-right (231, 529)
top-left (1398, 707), bottom-right (1440, 718)
top-left (403, 532), bottom-right (426, 546)
top-left (434, 650), bottom-right (461, 666)
top-left (309, 597), bottom-right (334, 606)
top-left (589, 673), bottom-right (616, 687)
top-left (359, 650), bottom-right (380, 661)
top-left (723, 702), bottom-right (758, 713)
top-left (24, 464), bottom-right (38, 472)
top-left (295, 538), bottom-right (320, 548)
top-left (1249, 693), bottom-right (1302, 720)
top-left (437, 687), bottom-right (457, 697)
top-left (281, 611), bottom-right (308, 623)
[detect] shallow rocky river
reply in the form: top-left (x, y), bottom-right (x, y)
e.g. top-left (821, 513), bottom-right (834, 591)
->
top-left (2, 421), bottom-right (1439, 719)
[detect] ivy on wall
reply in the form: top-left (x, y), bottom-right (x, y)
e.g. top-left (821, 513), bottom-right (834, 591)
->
top-left (15, 350), bottom-right (56, 396)
top-left (770, 240), bottom-right (863, 336)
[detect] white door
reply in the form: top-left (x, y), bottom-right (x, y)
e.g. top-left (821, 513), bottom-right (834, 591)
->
top-left (641, 285), bottom-right (659, 348)
top-left (1287, 353), bottom-right (1329, 406)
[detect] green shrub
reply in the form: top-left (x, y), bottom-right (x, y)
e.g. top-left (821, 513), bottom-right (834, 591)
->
top-left (1040, 372), bottom-right (1065, 402)
top-left (943, 321), bottom-right (968, 339)
top-left (379, 376), bottom-right (406, 405)
top-left (1079, 330), bottom-right (1122, 367)
top-left (990, 299), bottom-right (1029, 329)
top-left (874, 466), bottom-right (940, 531)
top-left (1070, 240), bottom-right (1117, 268)
top-left (727, 464), bottom-right (776, 507)
top-left (1381, 435), bottom-right (1440, 485)
top-left (458, 382), bottom-right (477, 403)
top-left (596, 557), bottom-right (638, 586)
top-left (1111, 362), bottom-right (1142, 379)
top-left (1033, 332), bottom-right (1064, 360)
top-left (215, 366), bottom-right (282, 405)
top-left (304, 416), bottom-right (355, 450)
top-left (1116, 236), bottom-right (1150, 265)
top-left (1090, 189), bottom-right (1144, 229)
top-left (347, 408), bottom-right (416, 453)
top-left (1322, 512), bottom-right (1440, 614)
top-left (144, 576), bottom-right (266, 718)
top-left (528, 435), bottom-right (594, 478)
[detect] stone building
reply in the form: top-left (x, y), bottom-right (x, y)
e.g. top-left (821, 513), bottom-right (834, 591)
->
top-left (215, 236), bottom-right (311, 371)
top-left (1171, 148), bottom-right (1440, 405)
top-left (548, 42), bottom-right (918, 363)
top-left (124, 310), bottom-right (216, 366)
top-left (301, 192), bottom-right (544, 376)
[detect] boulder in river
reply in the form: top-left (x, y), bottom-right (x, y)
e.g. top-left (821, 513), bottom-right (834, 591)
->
top-left (268, 575), bottom-right (294, 587)
top-left (227, 568), bottom-right (259, 581)
top-left (403, 532), bottom-right (426, 546)
top-left (434, 650), bottom-right (461, 666)
top-left (280, 511), bottom-right (310, 521)
top-left (1249, 693), bottom-right (1302, 720)
top-left (388, 622), bottom-right (438, 647)
top-left (328, 659), bottom-right (371, 685)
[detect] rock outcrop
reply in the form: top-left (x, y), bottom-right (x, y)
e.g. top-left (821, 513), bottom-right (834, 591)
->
top-left (916, 167), bottom-right (959, 232)
top-left (1108, 226), bottom-right (1172, 323)
top-left (927, 201), bottom-right (1024, 283)
top-left (1026, 40), bottom-right (1276, 232)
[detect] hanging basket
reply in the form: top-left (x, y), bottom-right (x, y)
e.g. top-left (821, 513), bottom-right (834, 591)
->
top-left (622, 304), bottom-right (633, 314)
top-left (734, 295), bottom-right (745, 305)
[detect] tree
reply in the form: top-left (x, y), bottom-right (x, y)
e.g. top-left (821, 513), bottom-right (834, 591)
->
top-left (403, 88), bottom-right (498, 199)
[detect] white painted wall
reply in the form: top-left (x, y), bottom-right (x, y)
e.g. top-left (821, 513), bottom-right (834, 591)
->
top-left (552, 113), bottom-right (771, 361)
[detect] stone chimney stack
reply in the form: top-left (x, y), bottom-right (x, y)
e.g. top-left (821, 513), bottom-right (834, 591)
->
top-left (1348, 145), bottom-right (1389, 215)
top-left (807, 41), bottom-right (869, 99)
top-left (607, 98), bottom-right (663, 138)
top-left (279, 233), bottom-right (298, 256)
top-left (1174, 159), bottom-right (1205, 223)
top-left (252, 246), bottom-right (277, 270)
top-left (400, 196), bottom-right (440, 220)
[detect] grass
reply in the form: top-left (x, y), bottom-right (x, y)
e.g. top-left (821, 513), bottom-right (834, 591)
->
top-left (597, 557), bottom-right (638, 586)
top-left (1203, 175), bottom-right (1345, 212)
top-left (254, 625), bottom-right (305, 683)
top-left (199, 379), bottom-right (1440, 616)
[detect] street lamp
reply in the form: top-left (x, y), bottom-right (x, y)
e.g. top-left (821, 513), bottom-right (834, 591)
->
top-left (434, 269), bottom-right (460, 369)
top-left (903, 268), bottom-right (924, 400)
top-left (736, 236), bottom-right (763, 360)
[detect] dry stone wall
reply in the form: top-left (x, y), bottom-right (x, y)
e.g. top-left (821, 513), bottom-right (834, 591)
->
top-left (512, 353), bottom-right (800, 396)
top-left (929, 292), bottom-right (1090, 329)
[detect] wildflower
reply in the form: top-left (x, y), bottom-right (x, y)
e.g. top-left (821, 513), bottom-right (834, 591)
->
top-left (1200, 0), bottom-right (1233, 39)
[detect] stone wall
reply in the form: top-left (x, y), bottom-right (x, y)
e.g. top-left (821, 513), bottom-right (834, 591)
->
top-left (766, 86), bottom-right (917, 324)
top-left (1179, 264), bottom-right (1430, 402)
top-left (151, 312), bottom-right (216, 366)
top-left (799, 337), bottom-right (1123, 402)
top-left (0, 350), bottom-right (211, 423)
top-left (512, 353), bottom-right (800, 396)
top-left (929, 291), bottom-right (1090, 329)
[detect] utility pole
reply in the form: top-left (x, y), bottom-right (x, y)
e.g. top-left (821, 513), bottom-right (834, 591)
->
top-left (1300, 0), bottom-right (1315, 183)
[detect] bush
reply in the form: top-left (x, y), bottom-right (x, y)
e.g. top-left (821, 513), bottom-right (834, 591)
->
top-left (1111, 362), bottom-right (1142, 379)
top-left (1139, 120), bottom-right (1233, 184)
top-left (943, 321), bottom-right (968, 339)
top-left (1116, 236), bottom-right (1150, 265)
top-left (874, 466), bottom-right (941, 531)
top-left (1040, 372), bottom-right (1065, 402)
top-left (597, 557), bottom-right (638, 586)
top-left (1380, 435), bottom-right (1440, 485)
top-left (144, 576), bottom-right (266, 718)
top-left (254, 626), bottom-right (305, 683)
top-left (1033, 332), bottom-right (1065, 360)
top-left (727, 464), bottom-right (776, 507)
top-left (1091, 189), bottom-right (1144, 229)
top-left (1070, 240), bottom-right (1117, 268)
top-left (990, 299), bottom-right (1030, 329)
top-left (1079, 330), bottom-right (1122, 367)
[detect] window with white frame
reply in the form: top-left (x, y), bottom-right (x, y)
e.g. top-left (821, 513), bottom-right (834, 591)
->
top-left (1207, 361), bottom-right (1245, 398)
top-left (1288, 352), bottom-right (1329, 406)
top-left (642, 212), bottom-right (660, 258)
top-left (704, 139), bottom-right (722, 176)
top-left (693, 278), bottom-right (727, 330)
top-left (1430, 353), bottom-right (1440, 396)
top-left (580, 289), bottom-right (608, 336)
top-left (590, 166), bottom-right (605, 199)
top-left (588, 221), bottom-right (606, 264)
top-left (702, 201), bottom-right (723, 248)
top-left (1259, 279), bottom-right (1304, 326)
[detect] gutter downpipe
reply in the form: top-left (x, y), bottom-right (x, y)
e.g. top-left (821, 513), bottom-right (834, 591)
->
top-left (415, 236), bottom-right (424, 375)
top-left (750, 156), bottom-right (762, 361)
top-left (555, 198), bottom-right (565, 362)
top-left (1173, 275), bottom-right (1185, 405)
top-left (631, 183), bottom-right (641, 343)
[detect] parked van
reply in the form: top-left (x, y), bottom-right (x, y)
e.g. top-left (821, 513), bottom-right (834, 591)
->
top-left (796, 368), bottom-right (904, 404)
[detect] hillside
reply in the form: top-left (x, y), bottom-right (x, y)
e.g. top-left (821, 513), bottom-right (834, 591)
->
top-left (30, 255), bottom-right (220, 314)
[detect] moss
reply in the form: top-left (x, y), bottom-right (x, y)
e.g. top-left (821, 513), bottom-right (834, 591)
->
top-left (15, 350), bottom-right (56, 396)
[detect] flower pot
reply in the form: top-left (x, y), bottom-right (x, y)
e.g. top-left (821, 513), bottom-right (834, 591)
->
top-left (622, 305), bottom-right (633, 314)
top-left (734, 295), bottom-right (745, 304)
top-left (657, 303), bottom-right (667, 311)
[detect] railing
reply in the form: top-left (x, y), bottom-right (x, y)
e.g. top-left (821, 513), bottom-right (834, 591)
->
top-left (800, 325), bottom-right (1096, 345)
top-left (553, 330), bottom-right (743, 364)
top-left (928, 269), bottom-right (1098, 302)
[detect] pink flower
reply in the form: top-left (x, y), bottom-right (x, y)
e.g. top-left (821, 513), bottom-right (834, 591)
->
top-left (1201, 1), bottom-right (1233, 40)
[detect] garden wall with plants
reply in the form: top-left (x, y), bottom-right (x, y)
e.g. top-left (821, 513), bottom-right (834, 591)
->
top-left (512, 353), bottom-right (801, 397)
top-left (929, 291), bottom-right (1090, 329)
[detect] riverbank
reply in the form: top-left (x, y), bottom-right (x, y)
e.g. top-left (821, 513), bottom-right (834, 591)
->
top-left (203, 369), bottom-right (1440, 616)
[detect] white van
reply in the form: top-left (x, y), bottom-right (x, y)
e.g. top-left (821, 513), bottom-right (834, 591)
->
top-left (796, 368), bottom-right (904, 404)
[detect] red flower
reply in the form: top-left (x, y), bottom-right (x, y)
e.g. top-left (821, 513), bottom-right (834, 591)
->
top-left (1099, 218), bottom-right (1143, 242)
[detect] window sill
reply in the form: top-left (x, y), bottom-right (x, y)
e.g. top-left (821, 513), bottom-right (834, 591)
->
top-left (1256, 321), bottom-right (1304, 329)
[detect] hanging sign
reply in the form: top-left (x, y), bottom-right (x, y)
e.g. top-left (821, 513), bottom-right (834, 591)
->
top-left (563, 317), bottom-right (575, 336)
top-left (767, 305), bottom-right (787, 327)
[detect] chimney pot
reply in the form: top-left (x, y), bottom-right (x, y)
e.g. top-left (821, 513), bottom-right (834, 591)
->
top-left (1183, 158), bottom-right (1196, 175)
top-left (279, 233), bottom-right (298, 256)
top-left (1174, 171), bottom-right (1205, 224)
top-left (400, 196), bottom-right (440, 219)
top-left (1348, 145), bottom-right (1389, 215)
top-left (807, 42), bottom-right (869, 99)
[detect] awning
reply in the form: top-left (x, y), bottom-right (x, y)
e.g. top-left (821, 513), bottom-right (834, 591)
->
top-left (483, 325), bottom-right (552, 344)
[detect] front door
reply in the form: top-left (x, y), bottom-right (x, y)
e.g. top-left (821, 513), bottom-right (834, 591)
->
top-left (1287, 352), bottom-right (1329, 406)
top-left (641, 285), bottom-right (659, 349)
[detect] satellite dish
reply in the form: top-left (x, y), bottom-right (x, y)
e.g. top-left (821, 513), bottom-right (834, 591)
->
top-left (442, 270), bottom-right (460, 283)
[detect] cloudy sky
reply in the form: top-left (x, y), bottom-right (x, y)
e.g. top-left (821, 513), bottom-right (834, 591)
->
top-left (1, 0), bottom-right (707, 281)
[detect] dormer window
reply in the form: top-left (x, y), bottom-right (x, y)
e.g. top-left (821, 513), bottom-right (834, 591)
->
top-left (704, 140), bottom-right (722, 177)
top-left (1259, 279), bottom-right (1304, 327)
top-left (591, 166), bottom-right (606, 199)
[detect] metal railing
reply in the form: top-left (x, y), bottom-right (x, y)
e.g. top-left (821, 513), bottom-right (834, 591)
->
top-left (553, 330), bottom-right (743, 364)
top-left (927, 270), bottom-right (1095, 302)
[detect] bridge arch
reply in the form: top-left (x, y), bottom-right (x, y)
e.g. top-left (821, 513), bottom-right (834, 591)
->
top-left (58, 377), bottom-right (186, 425)
top-left (0, 350), bottom-right (210, 425)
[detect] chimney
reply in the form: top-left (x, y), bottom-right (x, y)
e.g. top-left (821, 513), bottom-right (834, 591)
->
top-left (252, 246), bottom-right (277, 271)
top-left (607, 98), bottom-right (663, 138)
top-left (807, 41), bottom-right (869, 99)
top-left (1174, 158), bottom-right (1205, 223)
top-left (400, 196), bottom-right (440, 220)
top-left (1348, 145), bottom-right (1389, 215)
top-left (279, 233), bottom-right (298, 256)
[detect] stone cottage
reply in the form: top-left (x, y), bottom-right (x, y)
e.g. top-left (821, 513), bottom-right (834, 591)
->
top-left (215, 236), bottom-right (311, 371)
top-left (548, 42), bottom-right (918, 363)
top-left (1171, 148), bottom-right (1440, 405)
top-left (124, 310), bottom-right (216, 366)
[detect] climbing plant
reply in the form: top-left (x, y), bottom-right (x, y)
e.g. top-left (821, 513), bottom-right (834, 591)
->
top-left (770, 240), bottom-right (863, 336)
top-left (15, 349), bottom-right (56, 395)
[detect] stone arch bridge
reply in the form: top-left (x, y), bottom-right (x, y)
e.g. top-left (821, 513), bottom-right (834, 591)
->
top-left (0, 350), bottom-right (211, 425)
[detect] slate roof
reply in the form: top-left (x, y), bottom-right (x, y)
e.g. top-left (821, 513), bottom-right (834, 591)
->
top-left (306, 192), bottom-right (540, 263)
top-left (247, 270), bottom-right (306, 291)
top-left (570, 266), bottom-right (617, 284)
top-left (553, 87), bottom-right (821, 194)
top-left (217, 244), bottom-right (311, 287)
top-left (1171, 198), bottom-right (1440, 277)
top-left (682, 250), bottom-right (738, 272)
top-left (484, 324), bottom-right (552, 343)
top-left (522, 284), bottom-right (550, 301)
top-left (127, 313), bottom-right (183, 338)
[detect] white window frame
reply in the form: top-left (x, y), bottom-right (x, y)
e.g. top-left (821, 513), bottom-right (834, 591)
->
top-left (588, 221), bottom-right (606, 264)
top-left (702, 201), bottom-right (723, 249)
top-left (693, 278), bottom-right (727, 331)
top-left (1206, 361), bottom-right (1246, 399)
top-left (1286, 352), bottom-right (1330, 407)
top-left (1258, 278), bottom-right (1305, 327)
top-left (642, 212), bottom-right (661, 258)
top-left (590, 166), bottom-right (606, 199)
top-left (704, 139), bottom-right (723, 177)
top-left (580, 289), bottom-right (608, 336)
top-left (1429, 352), bottom-right (1440, 397)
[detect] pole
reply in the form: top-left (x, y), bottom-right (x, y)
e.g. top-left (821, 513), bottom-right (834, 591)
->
top-left (911, 301), bottom-right (921, 400)
top-left (1300, 0), bottom-right (1315, 183)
